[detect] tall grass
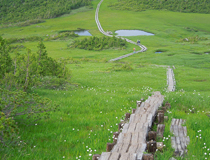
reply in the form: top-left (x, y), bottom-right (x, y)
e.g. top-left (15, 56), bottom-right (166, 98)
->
top-left (1, 0), bottom-right (210, 159)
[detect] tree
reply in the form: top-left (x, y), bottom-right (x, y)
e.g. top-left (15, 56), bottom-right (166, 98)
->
top-left (0, 37), bottom-right (13, 79)
top-left (0, 88), bottom-right (59, 147)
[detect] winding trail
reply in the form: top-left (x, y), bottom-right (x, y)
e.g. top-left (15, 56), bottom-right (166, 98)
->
top-left (95, 0), bottom-right (147, 61)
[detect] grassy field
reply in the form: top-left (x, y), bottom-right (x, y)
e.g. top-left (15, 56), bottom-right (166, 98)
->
top-left (1, 0), bottom-right (210, 159)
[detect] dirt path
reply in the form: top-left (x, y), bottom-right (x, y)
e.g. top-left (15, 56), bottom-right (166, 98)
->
top-left (95, 0), bottom-right (147, 61)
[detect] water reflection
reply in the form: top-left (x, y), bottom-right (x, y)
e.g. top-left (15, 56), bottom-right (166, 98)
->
top-left (74, 30), bottom-right (92, 36)
top-left (115, 30), bottom-right (154, 36)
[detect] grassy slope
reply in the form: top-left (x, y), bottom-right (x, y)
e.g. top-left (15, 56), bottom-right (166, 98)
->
top-left (1, 0), bottom-right (210, 159)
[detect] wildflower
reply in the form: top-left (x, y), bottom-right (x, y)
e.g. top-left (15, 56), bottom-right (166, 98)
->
top-left (63, 156), bottom-right (65, 158)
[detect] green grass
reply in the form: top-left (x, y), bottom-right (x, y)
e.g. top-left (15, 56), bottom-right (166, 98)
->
top-left (1, 0), bottom-right (210, 159)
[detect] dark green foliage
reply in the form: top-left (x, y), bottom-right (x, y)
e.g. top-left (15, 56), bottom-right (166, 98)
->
top-left (0, 37), bottom-right (71, 91)
top-left (72, 36), bottom-right (127, 51)
top-left (0, 0), bottom-right (92, 24)
top-left (7, 36), bottom-right (43, 44)
top-left (109, 0), bottom-right (210, 14)
top-left (44, 32), bottom-right (79, 41)
top-left (107, 63), bottom-right (133, 71)
top-left (0, 37), bottom-right (70, 147)
top-left (6, 32), bottom-right (78, 44)
top-left (0, 37), bottom-right (13, 79)
top-left (0, 88), bottom-right (59, 147)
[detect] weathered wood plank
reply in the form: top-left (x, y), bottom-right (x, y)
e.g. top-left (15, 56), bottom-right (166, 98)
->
top-left (127, 122), bottom-right (137, 133)
top-left (111, 143), bottom-right (122, 152)
top-left (122, 123), bottom-right (129, 133)
top-left (128, 144), bottom-right (138, 154)
top-left (131, 132), bottom-right (139, 144)
top-left (119, 153), bottom-right (129, 160)
top-left (108, 152), bottom-right (120, 160)
top-left (99, 152), bottom-right (111, 160)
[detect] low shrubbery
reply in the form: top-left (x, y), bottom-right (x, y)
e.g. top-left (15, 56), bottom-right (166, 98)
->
top-left (1, 0), bottom-right (92, 24)
top-left (109, 0), bottom-right (210, 14)
top-left (44, 32), bottom-right (79, 41)
top-left (71, 36), bottom-right (127, 51)
top-left (177, 36), bottom-right (208, 43)
top-left (0, 36), bottom-right (71, 146)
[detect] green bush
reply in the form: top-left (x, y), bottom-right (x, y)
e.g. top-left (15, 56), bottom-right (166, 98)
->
top-left (0, 0), bottom-right (92, 24)
top-left (71, 36), bottom-right (127, 51)
top-left (109, 0), bottom-right (210, 14)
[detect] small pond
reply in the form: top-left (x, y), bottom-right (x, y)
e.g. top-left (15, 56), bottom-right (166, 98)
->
top-left (74, 30), bottom-right (92, 36)
top-left (115, 30), bottom-right (154, 36)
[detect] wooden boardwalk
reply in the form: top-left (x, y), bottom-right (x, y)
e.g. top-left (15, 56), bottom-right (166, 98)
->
top-left (167, 67), bottom-right (176, 92)
top-left (95, 0), bottom-right (147, 62)
top-left (170, 119), bottom-right (190, 156)
top-left (99, 92), bottom-right (164, 160)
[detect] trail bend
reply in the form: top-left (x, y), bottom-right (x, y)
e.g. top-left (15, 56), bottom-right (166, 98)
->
top-left (95, 0), bottom-right (147, 61)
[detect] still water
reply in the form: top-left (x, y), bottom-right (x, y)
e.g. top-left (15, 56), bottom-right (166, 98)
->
top-left (115, 30), bottom-right (154, 36)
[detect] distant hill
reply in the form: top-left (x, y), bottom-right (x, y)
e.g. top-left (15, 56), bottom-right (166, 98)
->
top-left (0, 0), bottom-right (92, 24)
top-left (109, 0), bottom-right (210, 14)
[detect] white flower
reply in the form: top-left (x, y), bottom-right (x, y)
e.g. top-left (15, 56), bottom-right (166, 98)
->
top-left (63, 156), bottom-right (65, 158)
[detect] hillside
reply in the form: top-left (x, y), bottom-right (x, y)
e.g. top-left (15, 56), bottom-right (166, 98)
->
top-left (109, 0), bottom-right (210, 14)
top-left (1, 0), bottom-right (210, 159)
top-left (0, 0), bottom-right (92, 24)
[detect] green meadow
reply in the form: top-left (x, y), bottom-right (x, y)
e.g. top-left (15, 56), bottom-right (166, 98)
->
top-left (1, 0), bottom-right (210, 159)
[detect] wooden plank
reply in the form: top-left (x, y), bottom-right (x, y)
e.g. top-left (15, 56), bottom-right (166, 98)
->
top-left (127, 122), bottom-right (137, 133)
top-left (117, 133), bottom-right (123, 144)
top-left (129, 114), bottom-right (135, 123)
top-left (136, 143), bottom-right (147, 153)
top-left (119, 153), bottom-right (129, 160)
top-left (171, 137), bottom-right (176, 149)
top-left (128, 144), bottom-right (138, 154)
top-left (99, 152), bottom-right (111, 160)
top-left (120, 143), bottom-right (130, 153)
top-left (147, 113), bottom-right (153, 128)
top-left (122, 123), bottom-right (129, 133)
top-left (120, 153), bottom-right (136, 160)
top-left (111, 143), bottom-right (122, 152)
top-left (178, 119), bottom-right (183, 126)
top-left (175, 119), bottom-right (179, 126)
top-left (131, 132), bottom-right (139, 144)
top-left (138, 131), bottom-right (146, 143)
top-left (178, 126), bottom-right (184, 137)
top-left (108, 152), bottom-right (120, 160)
top-left (183, 126), bottom-right (187, 137)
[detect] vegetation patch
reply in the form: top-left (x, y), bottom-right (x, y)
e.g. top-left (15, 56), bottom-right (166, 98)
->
top-left (71, 36), bottom-right (127, 51)
top-left (177, 36), bottom-right (208, 43)
top-left (107, 63), bottom-right (133, 72)
top-left (44, 32), bottom-right (79, 41)
top-left (108, 0), bottom-right (210, 14)
top-left (155, 49), bottom-right (167, 53)
top-left (0, 0), bottom-right (92, 24)
top-left (190, 51), bottom-right (203, 55)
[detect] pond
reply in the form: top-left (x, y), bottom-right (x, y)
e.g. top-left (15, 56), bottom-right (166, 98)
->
top-left (155, 52), bottom-right (162, 54)
top-left (74, 30), bottom-right (92, 36)
top-left (115, 30), bottom-right (154, 36)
